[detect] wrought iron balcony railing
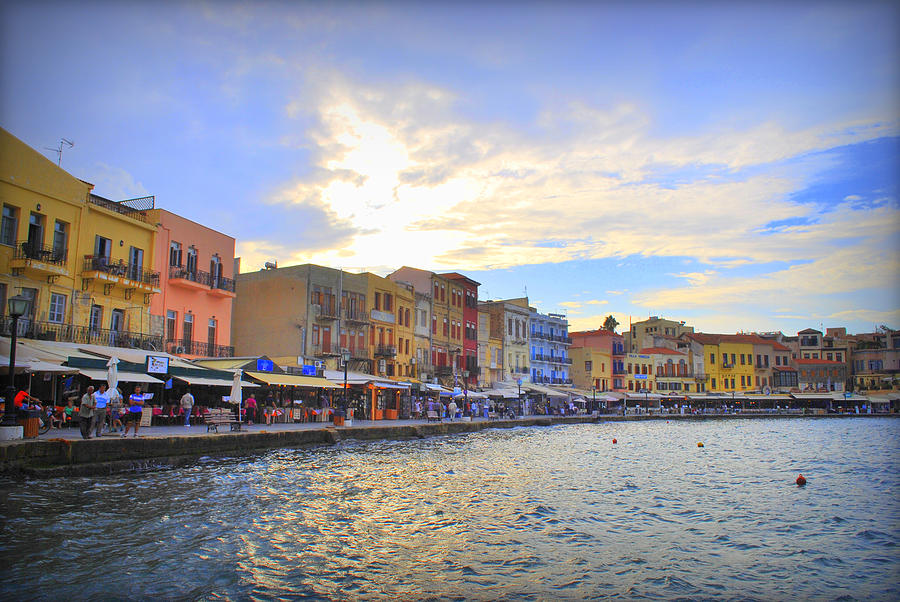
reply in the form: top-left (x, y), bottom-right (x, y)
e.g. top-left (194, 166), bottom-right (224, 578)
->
top-left (0, 317), bottom-right (163, 351)
top-left (14, 241), bottom-right (67, 266)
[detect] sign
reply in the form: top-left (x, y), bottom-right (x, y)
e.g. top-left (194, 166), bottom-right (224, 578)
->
top-left (140, 407), bottom-right (153, 427)
top-left (634, 374), bottom-right (648, 380)
top-left (302, 364), bottom-right (317, 376)
top-left (256, 358), bottom-right (274, 372)
top-left (146, 355), bottom-right (169, 374)
top-left (370, 309), bottom-right (396, 323)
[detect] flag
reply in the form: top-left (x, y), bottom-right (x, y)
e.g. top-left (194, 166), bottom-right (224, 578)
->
top-left (64, 376), bottom-right (74, 388)
top-left (165, 378), bottom-right (173, 389)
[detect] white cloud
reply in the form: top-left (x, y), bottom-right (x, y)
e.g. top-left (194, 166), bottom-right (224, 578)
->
top-left (86, 163), bottom-right (150, 200)
top-left (233, 74), bottom-right (898, 322)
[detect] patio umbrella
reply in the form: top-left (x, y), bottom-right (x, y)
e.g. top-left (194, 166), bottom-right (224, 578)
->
top-left (107, 356), bottom-right (119, 398)
top-left (231, 369), bottom-right (243, 422)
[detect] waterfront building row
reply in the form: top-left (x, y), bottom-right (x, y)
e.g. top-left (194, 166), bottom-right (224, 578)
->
top-left (0, 127), bottom-right (237, 363)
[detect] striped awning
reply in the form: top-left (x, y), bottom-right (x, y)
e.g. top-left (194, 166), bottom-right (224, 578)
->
top-left (245, 371), bottom-right (342, 389)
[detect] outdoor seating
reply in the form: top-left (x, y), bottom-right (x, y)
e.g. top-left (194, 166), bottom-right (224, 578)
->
top-left (426, 410), bottom-right (441, 422)
top-left (204, 408), bottom-right (242, 432)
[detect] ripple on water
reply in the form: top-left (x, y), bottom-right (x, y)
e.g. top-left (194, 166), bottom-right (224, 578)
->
top-left (0, 417), bottom-right (898, 600)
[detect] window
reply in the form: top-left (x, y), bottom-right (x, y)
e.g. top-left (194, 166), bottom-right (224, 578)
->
top-left (186, 247), bottom-right (197, 275)
top-left (169, 241), bottom-right (182, 266)
top-left (48, 293), bottom-right (66, 323)
top-left (836, 353), bottom-right (842, 362)
top-left (374, 292), bottom-right (381, 310)
top-left (183, 313), bottom-right (194, 344)
top-left (210, 255), bottom-right (222, 286)
top-left (52, 221), bottom-right (67, 258)
top-left (740, 354), bottom-right (746, 365)
top-left (128, 246), bottom-right (144, 281)
top-left (508, 318), bottom-right (513, 336)
top-left (764, 355), bottom-right (769, 367)
top-left (94, 235), bottom-right (112, 262)
top-left (710, 353), bottom-right (715, 364)
top-left (0, 205), bottom-right (18, 246)
top-left (89, 305), bottom-right (103, 333)
top-left (585, 361), bottom-right (593, 372)
top-left (208, 318), bottom-right (217, 348)
top-left (432, 315), bottom-right (437, 334)
top-left (27, 213), bottom-right (44, 250)
top-left (711, 378), bottom-right (717, 389)
top-left (312, 324), bottom-right (320, 345)
top-left (443, 318), bottom-right (449, 336)
top-left (731, 353), bottom-right (736, 366)
top-left (383, 293), bottom-right (392, 312)
top-left (166, 310), bottom-right (177, 341)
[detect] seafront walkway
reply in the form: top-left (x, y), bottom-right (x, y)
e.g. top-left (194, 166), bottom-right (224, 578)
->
top-left (1, 411), bottom-right (891, 477)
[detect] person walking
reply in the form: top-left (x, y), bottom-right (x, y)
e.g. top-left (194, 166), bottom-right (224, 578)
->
top-left (122, 385), bottom-right (145, 437)
top-left (79, 386), bottom-right (95, 439)
top-left (108, 388), bottom-right (124, 433)
top-left (264, 395), bottom-right (276, 425)
top-left (180, 387), bottom-right (195, 428)
top-left (447, 399), bottom-right (458, 421)
top-left (245, 394), bottom-right (258, 425)
top-left (92, 384), bottom-right (110, 437)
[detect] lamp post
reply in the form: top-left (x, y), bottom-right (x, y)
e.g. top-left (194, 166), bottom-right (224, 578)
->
top-left (517, 377), bottom-right (523, 418)
top-left (3, 294), bottom-right (29, 427)
top-left (463, 369), bottom-right (469, 414)
top-left (341, 348), bottom-right (350, 417)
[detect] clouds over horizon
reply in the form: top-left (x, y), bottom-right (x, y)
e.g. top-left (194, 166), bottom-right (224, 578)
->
top-left (232, 72), bottom-right (898, 331)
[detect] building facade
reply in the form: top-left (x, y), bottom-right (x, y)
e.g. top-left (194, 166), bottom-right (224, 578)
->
top-left (529, 309), bottom-right (571, 385)
top-left (625, 316), bottom-right (694, 353)
top-left (570, 329), bottom-right (626, 392)
top-left (478, 298), bottom-right (530, 383)
top-left (1, 127), bottom-right (161, 350)
top-left (147, 208), bottom-right (235, 358)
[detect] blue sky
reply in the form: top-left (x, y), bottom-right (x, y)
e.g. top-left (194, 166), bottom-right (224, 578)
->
top-left (1, 1), bottom-right (898, 335)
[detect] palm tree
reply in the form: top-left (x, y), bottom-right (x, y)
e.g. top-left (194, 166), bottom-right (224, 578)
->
top-left (602, 315), bottom-right (619, 332)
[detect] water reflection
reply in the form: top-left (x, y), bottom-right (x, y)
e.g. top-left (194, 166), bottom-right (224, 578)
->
top-left (2, 418), bottom-right (898, 600)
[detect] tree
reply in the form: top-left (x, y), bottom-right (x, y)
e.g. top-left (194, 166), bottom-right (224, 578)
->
top-left (602, 315), bottom-right (619, 333)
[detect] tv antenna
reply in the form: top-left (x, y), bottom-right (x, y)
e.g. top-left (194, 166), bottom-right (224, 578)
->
top-left (45, 138), bottom-right (74, 166)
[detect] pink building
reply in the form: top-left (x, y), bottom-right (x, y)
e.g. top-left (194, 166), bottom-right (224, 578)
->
top-left (147, 209), bottom-right (236, 357)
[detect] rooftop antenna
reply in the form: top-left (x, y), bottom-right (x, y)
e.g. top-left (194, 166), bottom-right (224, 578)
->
top-left (45, 138), bottom-right (74, 166)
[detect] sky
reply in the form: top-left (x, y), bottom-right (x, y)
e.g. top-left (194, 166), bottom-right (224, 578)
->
top-left (1, 1), bottom-right (898, 336)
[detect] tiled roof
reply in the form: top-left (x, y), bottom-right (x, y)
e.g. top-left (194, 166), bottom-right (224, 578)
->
top-left (795, 358), bottom-right (844, 365)
top-left (638, 347), bottom-right (685, 355)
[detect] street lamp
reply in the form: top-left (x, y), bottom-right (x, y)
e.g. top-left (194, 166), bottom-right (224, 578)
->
top-left (3, 294), bottom-right (29, 427)
top-left (341, 348), bottom-right (351, 417)
top-left (462, 369), bottom-right (469, 412)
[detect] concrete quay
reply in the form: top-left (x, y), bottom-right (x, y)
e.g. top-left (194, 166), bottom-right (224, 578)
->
top-left (0, 412), bottom-right (890, 477)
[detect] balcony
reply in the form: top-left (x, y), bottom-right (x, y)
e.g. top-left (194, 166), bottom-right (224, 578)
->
top-left (343, 308), bottom-right (370, 324)
top-left (82, 256), bottom-right (160, 292)
top-left (552, 334), bottom-right (573, 344)
top-left (349, 346), bottom-right (370, 360)
top-left (167, 339), bottom-right (234, 357)
top-left (613, 368), bottom-right (627, 375)
top-left (169, 266), bottom-right (210, 289)
top-left (374, 344), bottom-right (397, 357)
top-left (209, 275), bottom-right (235, 297)
top-left (312, 303), bottom-right (339, 321)
top-left (531, 331), bottom-right (549, 341)
top-left (0, 317), bottom-right (163, 351)
top-left (434, 365), bottom-right (453, 377)
top-left (9, 241), bottom-right (69, 279)
top-left (88, 194), bottom-right (153, 222)
top-left (310, 344), bottom-right (340, 357)
top-left (612, 345), bottom-right (625, 356)
top-left (551, 356), bottom-right (573, 365)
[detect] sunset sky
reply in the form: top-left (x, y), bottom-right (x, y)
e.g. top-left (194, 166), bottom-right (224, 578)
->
top-left (1, 1), bottom-right (897, 335)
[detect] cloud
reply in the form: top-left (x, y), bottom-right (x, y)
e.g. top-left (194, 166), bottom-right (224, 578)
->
top-left (826, 308), bottom-right (900, 326)
top-left (86, 163), bottom-right (150, 200)
top-left (568, 312), bottom-right (631, 333)
top-left (245, 73), bottom-right (898, 322)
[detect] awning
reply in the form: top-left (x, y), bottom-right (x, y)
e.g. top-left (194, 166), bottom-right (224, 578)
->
top-left (246, 371), bottom-right (341, 388)
top-left (373, 381), bottom-right (410, 390)
top-left (78, 369), bottom-right (162, 384)
top-left (173, 374), bottom-right (258, 388)
top-left (0, 355), bottom-right (78, 374)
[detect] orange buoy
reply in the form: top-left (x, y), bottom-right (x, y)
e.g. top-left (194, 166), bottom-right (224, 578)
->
top-left (697, 442), bottom-right (704, 448)
top-left (612, 438), bottom-right (617, 444)
top-left (796, 474), bottom-right (807, 487)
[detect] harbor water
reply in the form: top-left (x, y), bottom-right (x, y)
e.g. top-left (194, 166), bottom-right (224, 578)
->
top-left (2, 417), bottom-right (898, 600)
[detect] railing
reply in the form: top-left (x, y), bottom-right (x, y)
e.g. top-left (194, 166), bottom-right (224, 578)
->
top-left (531, 331), bottom-right (549, 341)
top-left (531, 353), bottom-right (547, 362)
top-left (88, 194), bottom-right (151, 222)
top-left (552, 335), bottom-right (572, 344)
top-left (13, 241), bottom-right (67, 266)
top-left (170, 265), bottom-right (211, 285)
top-left (349, 346), bottom-right (369, 360)
top-left (513, 367), bottom-right (529, 374)
top-left (168, 266), bottom-right (235, 293)
top-left (167, 339), bottom-right (234, 357)
top-left (553, 357), bottom-right (573, 365)
top-left (612, 346), bottom-right (625, 355)
top-left (310, 344), bottom-right (339, 357)
top-left (0, 317), bottom-right (163, 351)
top-left (434, 365), bottom-right (453, 377)
top-left (343, 308), bottom-right (369, 322)
top-left (84, 256), bottom-right (160, 286)
top-left (374, 344), bottom-right (397, 357)
top-left (613, 368), bottom-right (627, 375)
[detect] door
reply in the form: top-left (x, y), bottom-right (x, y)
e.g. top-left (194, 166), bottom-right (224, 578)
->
top-left (207, 318), bottom-right (217, 356)
top-left (89, 305), bottom-right (103, 342)
top-left (18, 287), bottom-right (37, 335)
top-left (128, 247), bottom-right (143, 281)
top-left (110, 309), bottom-right (124, 346)
top-left (210, 256), bottom-right (221, 288)
top-left (183, 313), bottom-right (194, 351)
top-left (94, 235), bottom-right (112, 269)
top-left (26, 213), bottom-right (44, 257)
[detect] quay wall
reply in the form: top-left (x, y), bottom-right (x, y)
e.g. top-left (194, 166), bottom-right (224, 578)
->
top-left (0, 413), bottom-right (892, 477)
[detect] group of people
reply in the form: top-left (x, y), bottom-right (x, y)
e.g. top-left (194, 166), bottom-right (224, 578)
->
top-left (75, 384), bottom-right (149, 438)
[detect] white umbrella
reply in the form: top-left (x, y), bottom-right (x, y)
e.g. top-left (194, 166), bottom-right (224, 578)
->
top-left (107, 356), bottom-right (120, 398)
top-left (231, 369), bottom-right (243, 423)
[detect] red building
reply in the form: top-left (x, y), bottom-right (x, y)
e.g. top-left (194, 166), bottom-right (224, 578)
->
top-left (442, 272), bottom-right (481, 386)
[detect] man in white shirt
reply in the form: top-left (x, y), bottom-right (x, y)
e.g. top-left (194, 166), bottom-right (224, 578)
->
top-left (181, 388), bottom-right (195, 427)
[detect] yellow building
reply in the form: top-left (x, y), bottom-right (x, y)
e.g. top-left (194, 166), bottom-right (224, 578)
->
top-left (1, 127), bottom-right (160, 347)
top-left (570, 346), bottom-right (613, 391)
top-left (685, 334), bottom-right (756, 392)
top-left (625, 352), bottom-right (656, 392)
top-left (363, 272), bottom-right (412, 378)
top-left (478, 305), bottom-right (504, 387)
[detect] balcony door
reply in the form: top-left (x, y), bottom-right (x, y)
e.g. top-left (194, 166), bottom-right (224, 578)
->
top-left (183, 313), bottom-right (194, 351)
top-left (208, 318), bottom-right (217, 355)
top-left (210, 255), bottom-right (221, 288)
top-left (128, 247), bottom-right (143, 281)
top-left (110, 309), bottom-right (124, 346)
top-left (26, 213), bottom-right (44, 256)
top-left (186, 247), bottom-right (197, 279)
top-left (94, 235), bottom-right (112, 269)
